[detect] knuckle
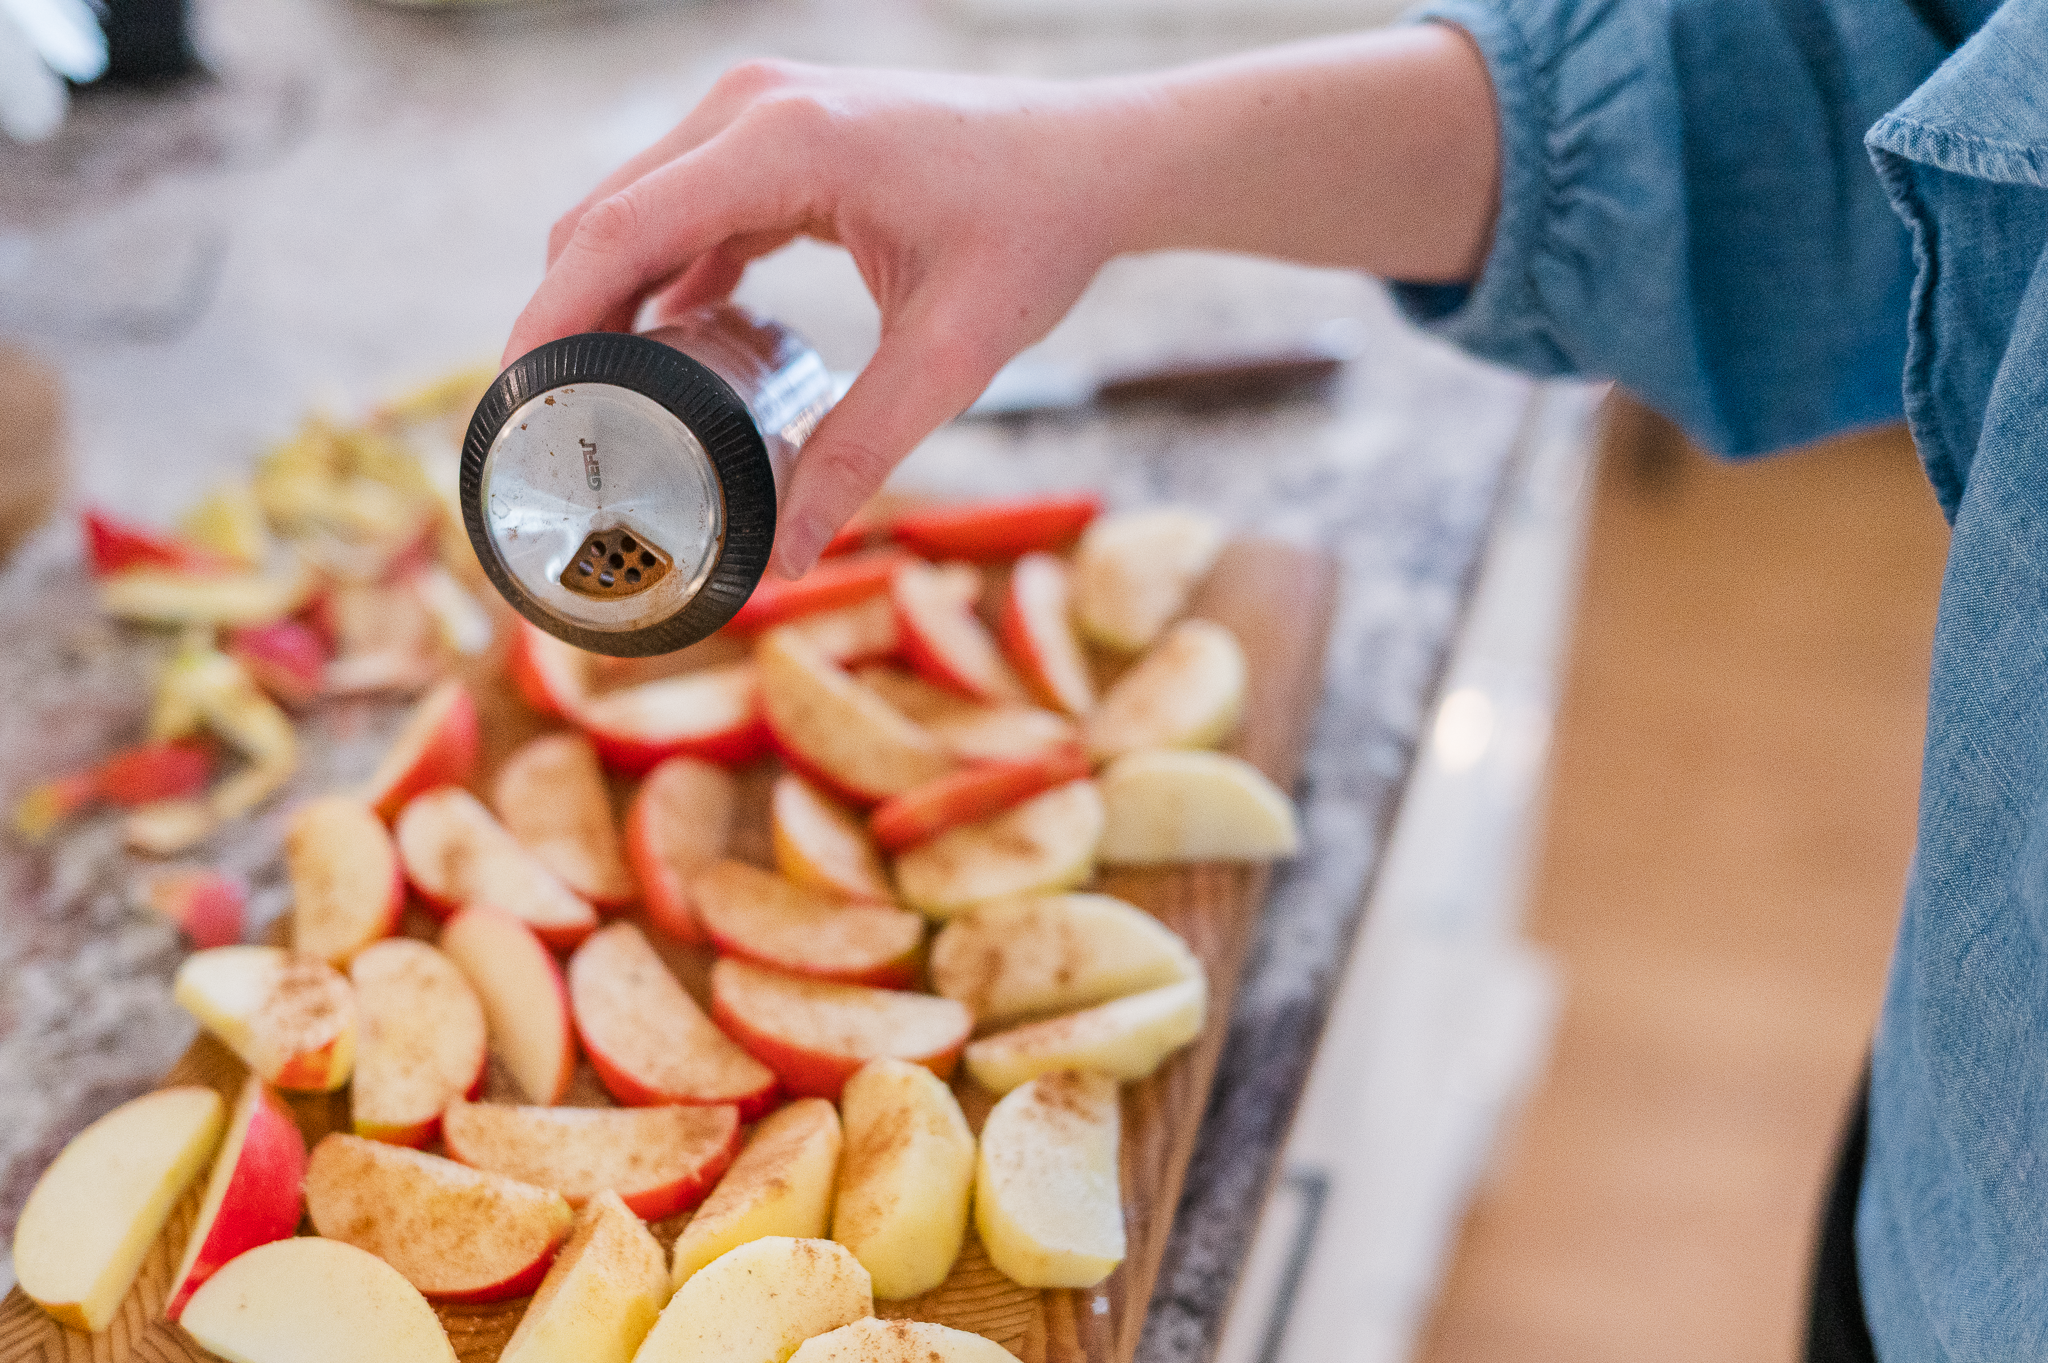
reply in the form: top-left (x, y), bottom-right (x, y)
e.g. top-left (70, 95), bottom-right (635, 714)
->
top-left (716, 58), bottom-right (799, 100)
top-left (571, 192), bottom-right (644, 265)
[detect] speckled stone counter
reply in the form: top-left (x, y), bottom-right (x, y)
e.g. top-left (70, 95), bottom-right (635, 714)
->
top-left (0, 0), bottom-right (1595, 1352)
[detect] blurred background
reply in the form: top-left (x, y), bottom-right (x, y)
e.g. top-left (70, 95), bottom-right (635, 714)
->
top-left (0, 0), bottom-right (1942, 1360)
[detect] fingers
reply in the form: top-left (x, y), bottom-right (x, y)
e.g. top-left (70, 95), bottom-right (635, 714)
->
top-left (770, 307), bottom-right (1005, 577)
top-left (504, 133), bottom-right (804, 363)
top-left (643, 229), bottom-right (800, 329)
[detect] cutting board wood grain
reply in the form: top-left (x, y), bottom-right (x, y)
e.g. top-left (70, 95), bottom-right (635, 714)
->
top-left (0, 537), bottom-right (1338, 1363)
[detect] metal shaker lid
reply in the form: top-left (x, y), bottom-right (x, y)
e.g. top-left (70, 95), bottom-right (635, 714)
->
top-left (460, 332), bottom-right (776, 658)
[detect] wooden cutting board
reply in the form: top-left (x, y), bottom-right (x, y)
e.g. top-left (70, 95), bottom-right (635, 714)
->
top-left (0, 538), bottom-right (1338, 1363)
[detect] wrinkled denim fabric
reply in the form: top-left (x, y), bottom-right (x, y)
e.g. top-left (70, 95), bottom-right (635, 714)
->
top-left (1390, 0), bottom-right (2048, 1356)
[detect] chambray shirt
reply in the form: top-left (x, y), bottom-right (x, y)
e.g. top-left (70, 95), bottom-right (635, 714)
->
top-left (1393, 0), bottom-right (2048, 1355)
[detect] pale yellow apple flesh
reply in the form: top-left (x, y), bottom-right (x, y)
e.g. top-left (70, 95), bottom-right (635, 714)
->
top-left (928, 892), bottom-right (1200, 1026)
top-left (395, 787), bottom-right (597, 945)
top-left (671, 1098), bottom-right (842, 1288)
top-left (770, 774), bottom-right (894, 902)
top-left (1071, 507), bottom-right (1224, 652)
top-left (12, 1086), bottom-right (225, 1332)
top-left (1084, 619), bottom-right (1246, 763)
top-left (854, 667), bottom-right (1077, 763)
top-left (440, 906), bottom-right (576, 1105)
top-left (173, 945), bottom-right (356, 1092)
top-left (831, 1058), bottom-right (976, 1299)
top-left (165, 1075), bottom-right (307, 1321)
top-left (1097, 749), bottom-right (1301, 864)
top-left (499, 1190), bottom-right (668, 1363)
top-left (964, 978), bottom-right (1208, 1094)
top-left (493, 732), bottom-right (637, 906)
top-left (975, 1071), bottom-right (1125, 1289)
top-left (286, 795), bottom-right (401, 965)
top-left (441, 1098), bottom-right (738, 1219)
top-left (891, 779), bottom-right (1103, 919)
top-left (790, 1318), bottom-right (1018, 1363)
top-left (633, 1236), bottom-right (872, 1363)
top-left (756, 628), bottom-right (953, 800)
top-left (350, 938), bottom-right (487, 1144)
top-left (180, 1236), bottom-right (457, 1363)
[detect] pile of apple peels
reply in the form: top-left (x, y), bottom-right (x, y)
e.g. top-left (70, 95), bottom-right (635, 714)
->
top-left (8, 492), bottom-right (1306, 1363)
top-left (12, 367), bottom-right (498, 868)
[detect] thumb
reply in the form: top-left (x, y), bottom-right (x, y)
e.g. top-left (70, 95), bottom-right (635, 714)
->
top-left (770, 310), bottom-right (1003, 577)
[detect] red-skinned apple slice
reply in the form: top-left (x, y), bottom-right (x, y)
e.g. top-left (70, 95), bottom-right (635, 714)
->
top-left (173, 946), bottom-right (356, 1092)
top-left (288, 795), bottom-right (404, 965)
top-left (757, 629), bottom-right (952, 805)
top-left (886, 494), bottom-right (1101, 561)
top-left (364, 679), bottom-right (481, 821)
top-left (891, 561), bottom-right (1026, 703)
top-left (229, 619), bottom-right (330, 710)
top-left (510, 620), bottom-right (594, 721)
top-left (579, 663), bottom-right (768, 776)
top-left (163, 1075), bottom-right (308, 1322)
top-left (891, 779), bottom-right (1104, 919)
top-left (693, 859), bottom-right (924, 987)
top-left (133, 866), bottom-right (245, 947)
top-left (83, 507), bottom-right (237, 576)
top-left (306, 1133), bottom-right (574, 1303)
top-left (440, 906), bottom-right (577, 1105)
top-left (999, 552), bottom-right (1095, 716)
top-left (181, 1238), bottom-right (456, 1363)
top-left (727, 550), bottom-right (907, 632)
top-left (568, 922), bottom-right (779, 1116)
top-left (770, 774), bottom-right (893, 903)
top-left (442, 1098), bottom-right (741, 1221)
top-left (781, 595), bottom-right (900, 665)
top-left (493, 733), bottom-right (637, 908)
top-left (395, 787), bottom-right (598, 949)
top-left (852, 667), bottom-right (1077, 763)
top-left (709, 958), bottom-right (970, 1101)
top-left (624, 757), bottom-right (736, 945)
top-left (350, 938), bottom-right (488, 1146)
top-left (869, 745), bottom-right (1092, 853)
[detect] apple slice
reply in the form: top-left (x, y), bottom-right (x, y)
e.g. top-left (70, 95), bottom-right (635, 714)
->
top-left (869, 745), bottom-right (1091, 853)
top-left (1072, 507), bottom-right (1224, 652)
top-left (442, 1098), bottom-right (739, 1221)
top-left (287, 795), bottom-right (404, 965)
top-left (727, 549), bottom-right (907, 632)
top-left (974, 1070), bottom-right (1124, 1289)
top-left (180, 1237), bottom-right (457, 1363)
top-left (887, 493), bottom-right (1101, 561)
top-left (928, 892), bottom-right (1200, 1026)
top-left (499, 1190), bottom-right (668, 1363)
top-left (1085, 618), bottom-right (1246, 763)
top-left (671, 1098), bottom-right (842, 1288)
top-left (164, 1075), bottom-right (308, 1321)
top-left (1098, 749), bottom-right (1301, 863)
top-left (633, 1237), bottom-right (872, 1363)
top-left (890, 779), bottom-right (1104, 920)
top-left (510, 620), bottom-right (593, 721)
top-left (965, 977), bottom-right (1207, 1094)
top-left (853, 667), bottom-right (1077, 763)
top-left (831, 1058), bottom-right (975, 1299)
top-left (230, 619), bottom-right (331, 710)
top-left (709, 958), bottom-right (970, 1101)
top-left (173, 946), bottom-right (356, 1092)
top-left (770, 774), bottom-right (894, 903)
top-left (493, 733), bottom-right (637, 908)
top-left (350, 938), bottom-right (489, 1146)
top-left (568, 922), bottom-right (779, 1116)
top-left (694, 859), bottom-right (924, 988)
top-left (792, 1319), bottom-right (1018, 1363)
top-left (757, 628), bottom-right (953, 805)
top-left (624, 757), bottom-right (736, 945)
top-left (782, 595), bottom-right (900, 665)
top-left (306, 1133), bottom-right (574, 1302)
top-left (580, 663), bottom-right (769, 776)
top-left (84, 507), bottom-right (238, 576)
top-left (11, 1087), bottom-right (224, 1332)
top-left (133, 866), bottom-right (245, 948)
top-left (363, 679), bottom-right (480, 822)
top-left (891, 561), bottom-right (1027, 704)
top-left (1000, 551), bottom-right (1095, 716)
top-left (440, 906), bottom-right (576, 1105)
top-left (394, 787), bottom-right (598, 950)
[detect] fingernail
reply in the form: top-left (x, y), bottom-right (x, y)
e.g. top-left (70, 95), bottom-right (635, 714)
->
top-left (773, 519), bottom-right (824, 579)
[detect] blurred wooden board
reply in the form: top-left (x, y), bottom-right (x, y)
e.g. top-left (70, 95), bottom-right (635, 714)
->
top-left (0, 537), bottom-right (1338, 1363)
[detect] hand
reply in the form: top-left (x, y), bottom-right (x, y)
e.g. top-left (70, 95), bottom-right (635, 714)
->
top-left (507, 62), bottom-right (1143, 576)
top-left (506, 30), bottom-right (1498, 576)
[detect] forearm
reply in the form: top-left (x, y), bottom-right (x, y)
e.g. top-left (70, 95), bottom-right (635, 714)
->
top-left (1106, 25), bottom-right (1500, 283)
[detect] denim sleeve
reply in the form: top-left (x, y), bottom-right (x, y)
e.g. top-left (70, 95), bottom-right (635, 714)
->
top-left (1394, 0), bottom-right (1950, 457)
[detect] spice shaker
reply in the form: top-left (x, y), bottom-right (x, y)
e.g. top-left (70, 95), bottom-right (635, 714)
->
top-left (461, 304), bottom-right (834, 657)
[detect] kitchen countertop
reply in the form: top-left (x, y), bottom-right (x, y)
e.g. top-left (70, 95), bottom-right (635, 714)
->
top-left (0, 0), bottom-right (1598, 1354)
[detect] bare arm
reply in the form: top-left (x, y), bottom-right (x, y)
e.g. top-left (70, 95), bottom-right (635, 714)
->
top-left (505, 25), bottom-right (1498, 575)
